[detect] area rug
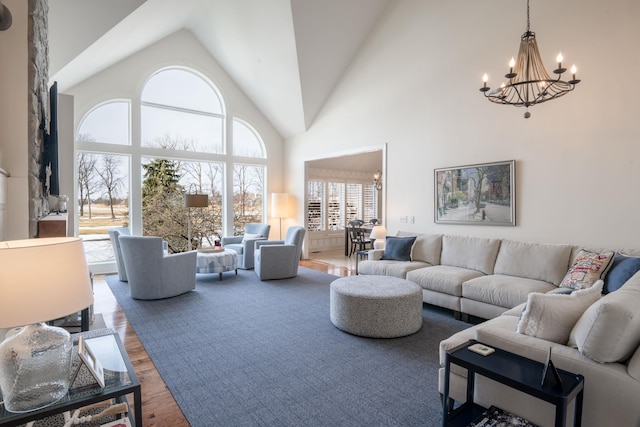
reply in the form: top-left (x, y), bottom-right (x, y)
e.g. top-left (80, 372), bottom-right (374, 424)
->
top-left (106, 268), bottom-right (468, 426)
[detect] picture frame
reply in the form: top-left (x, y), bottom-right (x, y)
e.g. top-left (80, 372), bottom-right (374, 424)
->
top-left (78, 336), bottom-right (105, 388)
top-left (435, 160), bottom-right (515, 226)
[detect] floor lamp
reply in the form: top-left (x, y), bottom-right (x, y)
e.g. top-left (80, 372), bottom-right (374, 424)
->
top-left (271, 193), bottom-right (290, 240)
top-left (184, 193), bottom-right (209, 250)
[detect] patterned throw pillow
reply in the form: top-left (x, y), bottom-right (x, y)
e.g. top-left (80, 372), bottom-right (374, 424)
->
top-left (560, 249), bottom-right (614, 290)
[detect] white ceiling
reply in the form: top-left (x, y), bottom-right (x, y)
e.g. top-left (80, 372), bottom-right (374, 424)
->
top-left (48, 0), bottom-right (390, 139)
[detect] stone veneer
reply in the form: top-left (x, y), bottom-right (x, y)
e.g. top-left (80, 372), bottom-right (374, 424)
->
top-left (27, 0), bottom-right (50, 237)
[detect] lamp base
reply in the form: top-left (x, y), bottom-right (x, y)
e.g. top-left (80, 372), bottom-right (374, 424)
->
top-left (0, 323), bottom-right (72, 413)
top-left (373, 239), bottom-right (386, 250)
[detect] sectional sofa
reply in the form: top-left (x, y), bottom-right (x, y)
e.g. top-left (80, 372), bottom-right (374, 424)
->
top-left (358, 232), bottom-right (640, 426)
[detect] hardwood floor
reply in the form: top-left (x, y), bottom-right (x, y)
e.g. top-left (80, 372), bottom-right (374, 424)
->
top-left (93, 258), bottom-right (351, 426)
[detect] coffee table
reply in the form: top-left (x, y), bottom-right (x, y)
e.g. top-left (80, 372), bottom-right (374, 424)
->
top-left (195, 248), bottom-right (238, 280)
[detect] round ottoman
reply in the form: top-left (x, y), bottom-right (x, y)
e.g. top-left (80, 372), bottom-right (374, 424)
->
top-left (330, 275), bottom-right (423, 338)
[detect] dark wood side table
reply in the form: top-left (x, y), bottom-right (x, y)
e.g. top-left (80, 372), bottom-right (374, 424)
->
top-left (442, 339), bottom-right (584, 427)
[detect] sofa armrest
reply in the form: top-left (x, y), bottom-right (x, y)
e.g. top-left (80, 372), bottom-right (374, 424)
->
top-left (368, 249), bottom-right (384, 261)
top-left (221, 236), bottom-right (243, 246)
top-left (255, 240), bottom-right (285, 249)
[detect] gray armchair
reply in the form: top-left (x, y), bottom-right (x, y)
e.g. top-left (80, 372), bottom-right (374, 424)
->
top-left (254, 226), bottom-right (306, 280)
top-left (118, 236), bottom-right (197, 300)
top-left (221, 223), bottom-right (271, 269)
top-left (108, 227), bottom-right (131, 281)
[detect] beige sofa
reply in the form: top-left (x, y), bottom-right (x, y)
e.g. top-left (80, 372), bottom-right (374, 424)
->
top-left (359, 232), bottom-right (620, 320)
top-left (359, 231), bottom-right (640, 426)
top-left (439, 272), bottom-right (640, 426)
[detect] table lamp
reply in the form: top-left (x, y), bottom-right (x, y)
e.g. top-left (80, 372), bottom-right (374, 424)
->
top-left (0, 237), bottom-right (93, 413)
top-left (369, 225), bottom-right (388, 250)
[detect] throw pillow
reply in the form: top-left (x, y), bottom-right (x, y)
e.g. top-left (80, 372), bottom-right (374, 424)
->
top-left (242, 233), bottom-right (263, 242)
top-left (603, 253), bottom-right (640, 294)
top-left (569, 281), bottom-right (640, 363)
top-left (516, 281), bottom-right (603, 344)
top-left (560, 249), bottom-right (614, 290)
top-left (381, 236), bottom-right (416, 261)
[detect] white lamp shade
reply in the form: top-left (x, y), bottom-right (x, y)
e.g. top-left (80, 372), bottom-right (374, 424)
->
top-left (271, 193), bottom-right (291, 218)
top-left (369, 225), bottom-right (387, 240)
top-left (0, 237), bottom-right (93, 328)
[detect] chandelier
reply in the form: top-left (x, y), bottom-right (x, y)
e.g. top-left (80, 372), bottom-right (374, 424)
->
top-left (479, 0), bottom-right (580, 118)
top-left (373, 170), bottom-right (382, 191)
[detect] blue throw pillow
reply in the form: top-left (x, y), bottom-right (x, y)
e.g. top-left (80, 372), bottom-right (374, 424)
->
top-left (381, 236), bottom-right (416, 261)
top-left (604, 254), bottom-right (640, 293)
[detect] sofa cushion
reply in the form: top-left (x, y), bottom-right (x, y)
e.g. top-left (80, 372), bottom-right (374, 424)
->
top-left (569, 273), bottom-right (640, 362)
top-left (381, 236), bottom-right (416, 261)
top-left (407, 265), bottom-right (484, 297)
top-left (440, 235), bottom-right (501, 275)
top-left (397, 231), bottom-right (442, 265)
top-left (242, 233), bottom-right (263, 243)
top-left (560, 249), bottom-right (614, 290)
top-left (516, 281), bottom-right (603, 344)
top-left (493, 240), bottom-right (572, 285)
top-left (462, 274), bottom-right (556, 310)
top-left (357, 260), bottom-right (431, 279)
top-left (604, 253), bottom-right (640, 294)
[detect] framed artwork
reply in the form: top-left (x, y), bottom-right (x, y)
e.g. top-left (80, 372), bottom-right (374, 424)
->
top-left (78, 336), bottom-right (105, 388)
top-left (435, 160), bottom-right (515, 226)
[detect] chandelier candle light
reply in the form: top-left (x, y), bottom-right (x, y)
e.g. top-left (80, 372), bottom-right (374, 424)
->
top-left (373, 171), bottom-right (382, 191)
top-left (479, 0), bottom-right (580, 118)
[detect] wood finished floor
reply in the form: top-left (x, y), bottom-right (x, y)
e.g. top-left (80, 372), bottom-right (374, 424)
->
top-left (94, 258), bottom-right (352, 426)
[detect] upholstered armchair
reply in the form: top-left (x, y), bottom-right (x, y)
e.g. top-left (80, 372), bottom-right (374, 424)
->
top-left (118, 236), bottom-right (197, 300)
top-left (221, 223), bottom-right (271, 269)
top-left (254, 226), bottom-right (306, 280)
top-left (108, 227), bottom-right (131, 281)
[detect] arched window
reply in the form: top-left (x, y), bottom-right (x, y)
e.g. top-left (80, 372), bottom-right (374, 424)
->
top-left (75, 68), bottom-right (267, 269)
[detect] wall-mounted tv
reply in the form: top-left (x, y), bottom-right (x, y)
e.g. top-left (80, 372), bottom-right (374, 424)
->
top-left (41, 81), bottom-right (59, 196)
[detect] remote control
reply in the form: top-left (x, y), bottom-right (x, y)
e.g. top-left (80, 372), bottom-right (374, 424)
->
top-left (468, 343), bottom-right (495, 356)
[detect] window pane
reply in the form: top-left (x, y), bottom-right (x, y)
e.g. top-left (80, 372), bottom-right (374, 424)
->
top-left (77, 153), bottom-right (130, 263)
top-left (233, 120), bottom-right (265, 158)
top-left (141, 157), bottom-right (224, 252)
top-left (233, 164), bottom-right (264, 235)
top-left (345, 183), bottom-right (362, 222)
top-left (142, 69), bottom-right (222, 114)
top-left (141, 105), bottom-right (224, 153)
top-left (307, 181), bottom-right (323, 231)
top-left (363, 184), bottom-right (379, 223)
top-left (77, 102), bottom-right (129, 145)
top-left (327, 182), bottom-right (345, 231)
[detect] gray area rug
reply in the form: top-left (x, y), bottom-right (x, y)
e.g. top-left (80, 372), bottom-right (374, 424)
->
top-left (106, 268), bottom-right (468, 426)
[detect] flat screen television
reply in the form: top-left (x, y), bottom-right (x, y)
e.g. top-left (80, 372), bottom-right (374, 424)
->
top-left (41, 81), bottom-right (59, 196)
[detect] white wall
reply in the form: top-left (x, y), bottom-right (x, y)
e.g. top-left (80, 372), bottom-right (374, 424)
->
top-left (0, 0), bottom-right (30, 240)
top-left (64, 30), bottom-right (285, 237)
top-left (286, 0), bottom-right (640, 250)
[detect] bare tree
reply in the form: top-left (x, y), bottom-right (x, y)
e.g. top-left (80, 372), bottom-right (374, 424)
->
top-left (95, 155), bottom-right (124, 219)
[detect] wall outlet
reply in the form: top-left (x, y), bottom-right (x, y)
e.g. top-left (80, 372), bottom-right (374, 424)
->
top-left (400, 216), bottom-right (407, 223)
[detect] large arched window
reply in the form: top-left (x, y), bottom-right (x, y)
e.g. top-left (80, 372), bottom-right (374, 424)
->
top-left (75, 68), bottom-right (267, 269)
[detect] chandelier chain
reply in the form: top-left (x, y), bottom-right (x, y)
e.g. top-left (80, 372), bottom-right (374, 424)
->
top-left (526, 0), bottom-right (530, 33)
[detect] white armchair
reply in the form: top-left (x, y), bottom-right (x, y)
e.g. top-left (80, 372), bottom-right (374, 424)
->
top-left (221, 223), bottom-right (271, 269)
top-left (118, 236), bottom-right (197, 300)
top-left (254, 226), bottom-right (306, 280)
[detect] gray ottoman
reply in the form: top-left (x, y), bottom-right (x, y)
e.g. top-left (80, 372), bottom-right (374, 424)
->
top-left (330, 275), bottom-right (423, 338)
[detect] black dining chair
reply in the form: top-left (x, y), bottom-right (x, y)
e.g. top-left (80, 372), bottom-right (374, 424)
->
top-left (348, 220), bottom-right (371, 257)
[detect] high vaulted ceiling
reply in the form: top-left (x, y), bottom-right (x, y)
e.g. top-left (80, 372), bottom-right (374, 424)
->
top-left (49, 0), bottom-right (390, 139)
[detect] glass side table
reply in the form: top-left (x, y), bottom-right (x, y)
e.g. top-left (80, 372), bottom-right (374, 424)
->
top-left (0, 331), bottom-right (142, 427)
